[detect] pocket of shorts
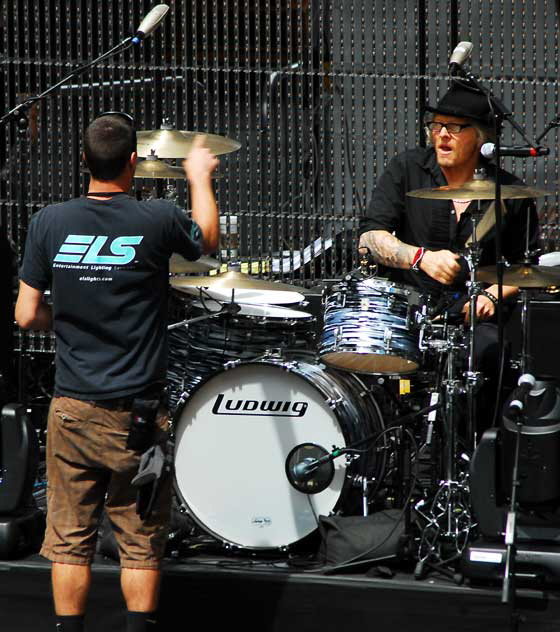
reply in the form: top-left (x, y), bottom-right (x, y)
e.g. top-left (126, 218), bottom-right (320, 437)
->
top-left (53, 400), bottom-right (88, 425)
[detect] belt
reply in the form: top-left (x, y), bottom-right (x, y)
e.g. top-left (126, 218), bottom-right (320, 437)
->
top-left (84, 386), bottom-right (165, 411)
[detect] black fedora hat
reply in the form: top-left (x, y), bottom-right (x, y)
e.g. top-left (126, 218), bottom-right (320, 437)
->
top-left (424, 83), bottom-right (493, 126)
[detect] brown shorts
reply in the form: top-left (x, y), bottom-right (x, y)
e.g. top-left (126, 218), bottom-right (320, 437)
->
top-left (40, 396), bottom-right (171, 569)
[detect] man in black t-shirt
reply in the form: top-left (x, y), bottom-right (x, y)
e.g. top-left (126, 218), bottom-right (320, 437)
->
top-left (15, 113), bottom-right (219, 632)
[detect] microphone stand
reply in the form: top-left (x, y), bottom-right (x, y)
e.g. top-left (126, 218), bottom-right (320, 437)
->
top-left (502, 407), bottom-right (525, 632)
top-left (453, 73), bottom-right (538, 427)
top-left (0, 37), bottom-right (137, 130)
top-left (0, 34), bottom-right (144, 409)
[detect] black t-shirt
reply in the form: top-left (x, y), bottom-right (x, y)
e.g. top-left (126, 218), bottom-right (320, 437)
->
top-left (20, 194), bottom-right (203, 399)
top-left (360, 147), bottom-right (540, 298)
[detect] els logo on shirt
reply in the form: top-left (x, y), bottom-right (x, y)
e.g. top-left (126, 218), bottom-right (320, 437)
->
top-left (54, 235), bottom-right (144, 265)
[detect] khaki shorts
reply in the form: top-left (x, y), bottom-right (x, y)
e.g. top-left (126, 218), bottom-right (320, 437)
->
top-left (41, 396), bottom-right (171, 569)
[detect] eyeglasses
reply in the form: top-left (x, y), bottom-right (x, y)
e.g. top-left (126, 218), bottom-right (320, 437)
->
top-left (427, 121), bottom-right (473, 134)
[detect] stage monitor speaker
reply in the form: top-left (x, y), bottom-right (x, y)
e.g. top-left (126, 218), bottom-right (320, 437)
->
top-left (0, 403), bottom-right (40, 514)
top-left (505, 299), bottom-right (560, 380)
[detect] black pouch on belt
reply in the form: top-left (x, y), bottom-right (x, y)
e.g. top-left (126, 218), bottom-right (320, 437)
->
top-left (126, 398), bottom-right (159, 452)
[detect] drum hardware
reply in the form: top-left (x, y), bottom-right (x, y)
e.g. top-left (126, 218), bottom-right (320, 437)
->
top-left (136, 125), bottom-right (241, 158)
top-left (167, 293), bottom-right (241, 331)
top-left (415, 323), bottom-right (475, 577)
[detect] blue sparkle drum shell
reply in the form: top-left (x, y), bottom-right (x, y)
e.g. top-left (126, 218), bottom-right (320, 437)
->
top-left (319, 278), bottom-right (421, 374)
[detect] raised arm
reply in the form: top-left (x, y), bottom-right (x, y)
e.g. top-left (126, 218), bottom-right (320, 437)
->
top-left (183, 135), bottom-right (220, 254)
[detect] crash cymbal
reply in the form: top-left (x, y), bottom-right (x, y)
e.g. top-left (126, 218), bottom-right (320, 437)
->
top-left (137, 129), bottom-right (241, 158)
top-left (169, 254), bottom-right (220, 275)
top-left (476, 264), bottom-right (560, 288)
top-left (407, 180), bottom-right (552, 200)
top-left (170, 270), bottom-right (301, 293)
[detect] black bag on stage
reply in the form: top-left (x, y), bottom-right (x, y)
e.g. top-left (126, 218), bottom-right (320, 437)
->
top-left (318, 509), bottom-right (406, 568)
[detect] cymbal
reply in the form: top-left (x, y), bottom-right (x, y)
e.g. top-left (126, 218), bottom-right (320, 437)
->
top-left (134, 157), bottom-right (221, 180)
top-left (407, 180), bottom-right (552, 200)
top-left (476, 264), bottom-right (560, 288)
top-left (169, 254), bottom-right (220, 275)
top-left (137, 129), bottom-right (241, 158)
top-left (135, 157), bottom-right (185, 179)
top-left (170, 270), bottom-right (301, 293)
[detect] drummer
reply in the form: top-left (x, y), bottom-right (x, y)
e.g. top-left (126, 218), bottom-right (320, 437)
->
top-left (359, 82), bottom-right (540, 428)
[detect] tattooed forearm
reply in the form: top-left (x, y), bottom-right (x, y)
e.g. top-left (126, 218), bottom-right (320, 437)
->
top-left (358, 230), bottom-right (417, 269)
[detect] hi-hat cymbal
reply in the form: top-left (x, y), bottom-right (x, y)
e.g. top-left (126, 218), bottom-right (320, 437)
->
top-left (135, 157), bottom-right (185, 179)
top-left (169, 254), bottom-right (220, 275)
top-left (407, 180), bottom-right (552, 200)
top-left (170, 270), bottom-right (301, 293)
top-left (476, 264), bottom-right (560, 288)
top-left (134, 157), bottom-right (221, 180)
top-left (137, 129), bottom-right (241, 158)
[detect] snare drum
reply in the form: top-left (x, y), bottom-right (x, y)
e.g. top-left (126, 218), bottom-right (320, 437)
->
top-left (173, 357), bottom-right (385, 550)
top-left (319, 277), bottom-right (421, 374)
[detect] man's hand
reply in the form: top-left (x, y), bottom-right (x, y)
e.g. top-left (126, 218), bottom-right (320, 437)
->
top-left (420, 249), bottom-right (461, 285)
top-left (182, 134), bottom-right (219, 182)
top-left (461, 294), bottom-right (496, 323)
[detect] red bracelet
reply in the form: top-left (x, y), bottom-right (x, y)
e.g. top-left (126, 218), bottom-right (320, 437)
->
top-left (411, 247), bottom-right (425, 272)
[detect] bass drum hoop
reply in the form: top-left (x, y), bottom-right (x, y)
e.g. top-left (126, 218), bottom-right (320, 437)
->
top-left (172, 357), bottom-right (385, 550)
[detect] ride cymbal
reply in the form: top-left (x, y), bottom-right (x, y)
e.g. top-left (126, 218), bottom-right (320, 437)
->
top-left (137, 129), bottom-right (241, 158)
top-left (476, 264), bottom-right (560, 288)
top-left (407, 180), bottom-right (552, 200)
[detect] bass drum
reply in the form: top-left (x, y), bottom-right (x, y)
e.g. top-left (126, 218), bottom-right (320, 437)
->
top-left (173, 357), bottom-right (385, 550)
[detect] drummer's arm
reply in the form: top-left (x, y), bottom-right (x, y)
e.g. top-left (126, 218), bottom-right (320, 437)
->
top-left (359, 229), bottom-right (461, 285)
top-left (183, 136), bottom-right (220, 254)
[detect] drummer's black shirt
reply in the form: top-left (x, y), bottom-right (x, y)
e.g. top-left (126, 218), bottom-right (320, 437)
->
top-left (359, 147), bottom-right (540, 299)
top-left (20, 194), bottom-right (203, 399)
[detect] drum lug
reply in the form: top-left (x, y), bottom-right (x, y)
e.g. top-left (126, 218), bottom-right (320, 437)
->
top-left (383, 327), bottom-right (392, 352)
top-left (326, 396), bottom-right (343, 409)
top-left (224, 359), bottom-right (241, 370)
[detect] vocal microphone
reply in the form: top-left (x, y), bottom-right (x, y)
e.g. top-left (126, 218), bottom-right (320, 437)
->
top-left (508, 373), bottom-right (536, 416)
top-left (481, 143), bottom-right (550, 159)
top-left (132, 4), bottom-right (170, 44)
top-left (448, 41), bottom-right (473, 76)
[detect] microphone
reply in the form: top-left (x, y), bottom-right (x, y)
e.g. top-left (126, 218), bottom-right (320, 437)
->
top-left (508, 373), bottom-right (536, 416)
top-left (132, 4), bottom-right (170, 44)
top-left (449, 41), bottom-right (473, 76)
top-left (481, 143), bottom-right (550, 159)
top-left (285, 443), bottom-right (337, 494)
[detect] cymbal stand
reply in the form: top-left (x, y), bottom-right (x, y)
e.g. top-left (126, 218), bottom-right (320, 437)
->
top-left (415, 320), bottom-right (474, 578)
top-left (168, 289), bottom-right (241, 331)
top-left (462, 189), bottom-right (487, 451)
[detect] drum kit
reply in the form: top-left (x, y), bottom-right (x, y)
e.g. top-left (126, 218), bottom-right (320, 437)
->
top-left (138, 123), bottom-right (559, 567)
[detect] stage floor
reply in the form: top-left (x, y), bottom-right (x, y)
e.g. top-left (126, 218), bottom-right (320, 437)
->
top-left (2, 552), bottom-right (560, 631)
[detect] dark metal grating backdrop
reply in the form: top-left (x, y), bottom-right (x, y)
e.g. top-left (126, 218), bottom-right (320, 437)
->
top-left (1, 0), bottom-right (559, 355)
